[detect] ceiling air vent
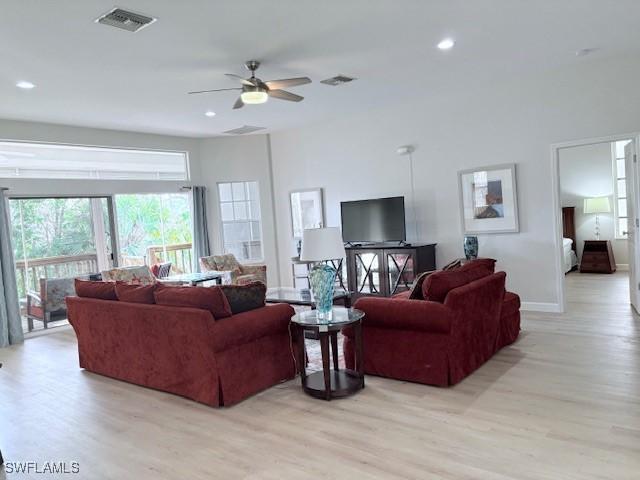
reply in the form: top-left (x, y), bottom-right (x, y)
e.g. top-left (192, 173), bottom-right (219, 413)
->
top-left (320, 75), bottom-right (356, 86)
top-left (95, 8), bottom-right (156, 32)
top-left (222, 125), bottom-right (266, 135)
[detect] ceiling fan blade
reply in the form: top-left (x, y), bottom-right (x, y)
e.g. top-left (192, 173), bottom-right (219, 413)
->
top-left (264, 77), bottom-right (311, 90)
top-left (268, 89), bottom-right (304, 102)
top-left (225, 73), bottom-right (256, 86)
top-left (233, 97), bottom-right (244, 109)
top-left (188, 87), bottom-right (241, 95)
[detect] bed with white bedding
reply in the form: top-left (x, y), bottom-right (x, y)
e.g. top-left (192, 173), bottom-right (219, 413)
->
top-left (563, 237), bottom-right (578, 273)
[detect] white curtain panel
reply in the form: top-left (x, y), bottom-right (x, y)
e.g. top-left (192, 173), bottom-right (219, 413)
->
top-left (0, 189), bottom-right (23, 347)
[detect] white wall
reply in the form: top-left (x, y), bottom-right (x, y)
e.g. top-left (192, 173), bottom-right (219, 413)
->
top-left (197, 135), bottom-right (281, 286)
top-left (0, 119), bottom-right (200, 195)
top-left (559, 142), bottom-right (628, 265)
top-left (268, 54), bottom-right (640, 308)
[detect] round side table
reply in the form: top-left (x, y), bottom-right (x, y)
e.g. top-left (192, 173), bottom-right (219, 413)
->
top-left (291, 307), bottom-right (365, 400)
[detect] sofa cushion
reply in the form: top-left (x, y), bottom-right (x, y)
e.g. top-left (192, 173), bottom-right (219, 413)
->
top-left (154, 284), bottom-right (232, 319)
top-left (213, 254), bottom-right (242, 274)
top-left (220, 281), bottom-right (266, 314)
top-left (115, 282), bottom-right (156, 304)
top-left (423, 264), bottom-right (492, 303)
top-left (211, 303), bottom-right (294, 352)
top-left (74, 279), bottom-right (117, 300)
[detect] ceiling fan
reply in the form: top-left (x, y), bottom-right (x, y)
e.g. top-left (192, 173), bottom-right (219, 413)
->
top-left (188, 60), bottom-right (311, 109)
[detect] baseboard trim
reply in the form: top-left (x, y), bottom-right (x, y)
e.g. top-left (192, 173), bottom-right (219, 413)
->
top-left (617, 264), bottom-right (629, 271)
top-left (520, 302), bottom-right (562, 313)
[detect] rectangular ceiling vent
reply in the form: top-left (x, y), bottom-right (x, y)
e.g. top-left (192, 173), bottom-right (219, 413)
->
top-left (320, 75), bottom-right (356, 86)
top-left (222, 125), bottom-right (266, 135)
top-left (95, 8), bottom-right (156, 32)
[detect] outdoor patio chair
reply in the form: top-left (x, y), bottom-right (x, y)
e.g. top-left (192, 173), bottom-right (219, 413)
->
top-left (26, 276), bottom-right (77, 332)
top-left (199, 253), bottom-right (266, 285)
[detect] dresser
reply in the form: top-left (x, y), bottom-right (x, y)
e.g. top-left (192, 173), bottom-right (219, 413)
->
top-left (580, 240), bottom-right (616, 273)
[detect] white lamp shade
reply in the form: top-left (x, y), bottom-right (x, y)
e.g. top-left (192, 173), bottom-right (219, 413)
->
top-left (584, 197), bottom-right (611, 214)
top-left (300, 227), bottom-right (346, 262)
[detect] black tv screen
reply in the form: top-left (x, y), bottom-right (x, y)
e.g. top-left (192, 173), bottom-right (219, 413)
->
top-left (341, 197), bottom-right (406, 243)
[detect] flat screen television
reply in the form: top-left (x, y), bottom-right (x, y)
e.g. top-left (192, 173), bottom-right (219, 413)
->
top-left (340, 196), bottom-right (406, 243)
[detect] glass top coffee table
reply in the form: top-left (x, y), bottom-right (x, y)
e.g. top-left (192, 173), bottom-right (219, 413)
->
top-left (164, 271), bottom-right (228, 286)
top-left (290, 307), bottom-right (365, 401)
top-left (266, 287), bottom-right (351, 308)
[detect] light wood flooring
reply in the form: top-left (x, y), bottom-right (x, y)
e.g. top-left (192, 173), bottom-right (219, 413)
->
top-left (1, 272), bottom-right (639, 479)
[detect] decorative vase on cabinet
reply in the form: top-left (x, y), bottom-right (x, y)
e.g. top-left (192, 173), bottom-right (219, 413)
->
top-left (464, 236), bottom-right (478, 260)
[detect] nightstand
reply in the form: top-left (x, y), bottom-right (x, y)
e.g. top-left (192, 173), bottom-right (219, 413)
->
top-left (580, 240), bottom-right (616, 273)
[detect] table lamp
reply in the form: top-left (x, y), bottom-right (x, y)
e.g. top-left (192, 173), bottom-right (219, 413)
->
top-left (583, 196), bottom-right (611, 240)
top-left (300, 227), bottom-right (346, 320)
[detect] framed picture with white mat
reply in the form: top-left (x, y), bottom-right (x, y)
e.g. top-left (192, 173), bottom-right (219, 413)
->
top-left (458, 163), bottom-right (519, 234)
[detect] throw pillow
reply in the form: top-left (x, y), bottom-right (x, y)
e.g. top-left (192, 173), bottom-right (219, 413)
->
top-left (154, 284), bottom-right (232, 319)
top-left (115, 282), bottom-right (156, 304)
top-left (422, 266), bottom-right (492, 303)
top-left (407, 270), bottom-right (436, 300)
top-left (442, 259), bottom-right (463, 271)
top-left (220, 281), bottom-right (267, 314)
top-left (460, 258), bottom-right (497, 273)
top-left (74, 279), bottom-right (118, 300)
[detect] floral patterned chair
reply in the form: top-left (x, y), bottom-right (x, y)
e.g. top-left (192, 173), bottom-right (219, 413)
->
top-left (199, 253), bottom-right (267, 285)
top-left (26, 277), bottom-right (78, 331)
top-left (101, 265), bottom-right (156, 285)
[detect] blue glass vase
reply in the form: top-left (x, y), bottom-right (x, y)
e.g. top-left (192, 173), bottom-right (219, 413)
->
top-left (464, 235), bottom-right (479, 260)
top-left (309, 264), bottom-right (337, 321)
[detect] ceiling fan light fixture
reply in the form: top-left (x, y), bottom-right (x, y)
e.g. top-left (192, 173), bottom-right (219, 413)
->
top-left (240, 89), bottom-right (268, 104)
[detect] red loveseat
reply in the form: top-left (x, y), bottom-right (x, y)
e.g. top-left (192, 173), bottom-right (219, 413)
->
top-left (66, 296), bottom-right (298, 407)
top-left (343, 261), bottom-right (520, 386)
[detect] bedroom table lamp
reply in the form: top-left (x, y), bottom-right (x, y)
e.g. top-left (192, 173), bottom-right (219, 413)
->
top-left (300, 227), bottom-right (346, 321)
top-left (583, 196), bottom-right (611, 240)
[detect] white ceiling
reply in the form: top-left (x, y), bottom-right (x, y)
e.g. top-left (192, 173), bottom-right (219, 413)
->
top-left (1, 0), bottom-right (640, 138)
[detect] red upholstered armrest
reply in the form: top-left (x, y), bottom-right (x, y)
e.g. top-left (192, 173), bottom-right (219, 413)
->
top-left (352, 297), bottom-right (452, 334)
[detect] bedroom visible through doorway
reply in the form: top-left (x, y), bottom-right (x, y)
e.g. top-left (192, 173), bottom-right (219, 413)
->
top-left (556, 137), bottom-right (635, 309)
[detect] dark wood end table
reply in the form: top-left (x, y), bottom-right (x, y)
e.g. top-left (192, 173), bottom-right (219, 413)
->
top-left (291, 307), bottom-right (365, 401)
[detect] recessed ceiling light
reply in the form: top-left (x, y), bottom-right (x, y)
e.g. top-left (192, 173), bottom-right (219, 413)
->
top-left (575, 48), bottom-right (598, 57)
top-left (16, 81), bottom-right (35, 89)
top-left (437, 38), bottom-right (455, 50)
top-left (205, 111), bottom-right (216, 117)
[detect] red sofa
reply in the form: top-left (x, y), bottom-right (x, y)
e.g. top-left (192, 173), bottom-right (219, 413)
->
top-left (66, 296), bottom-right (298, 407)
top-left (343, 261), bottom-right (520, 386)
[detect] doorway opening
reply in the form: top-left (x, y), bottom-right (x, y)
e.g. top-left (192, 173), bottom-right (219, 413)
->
top-left (552, 134), bottom-right (638, 313)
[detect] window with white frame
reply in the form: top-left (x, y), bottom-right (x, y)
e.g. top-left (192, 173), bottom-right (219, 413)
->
top-left (0, 141), bottom-right (189, 180)
top-left (217, 181), bottom-right (263, 261)
top-left (613, 140), bottom-right (632, 239)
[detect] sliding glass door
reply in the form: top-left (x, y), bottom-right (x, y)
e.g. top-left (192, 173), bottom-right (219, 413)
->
top-left (114, 193), bottom-right (194, 274)
top-left (9, 196), bottom-right (116, 333)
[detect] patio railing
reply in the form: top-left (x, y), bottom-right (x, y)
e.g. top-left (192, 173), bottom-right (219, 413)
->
top-left (16, 253), bottom-right (99, 298)
top-left (16, 243), bottom-right (194, 299)
top-left (146, 242), bottom-right (193, 274)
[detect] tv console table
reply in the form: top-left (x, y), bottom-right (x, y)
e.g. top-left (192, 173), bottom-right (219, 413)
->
top-left (345, 243), bottom-right (436, 297)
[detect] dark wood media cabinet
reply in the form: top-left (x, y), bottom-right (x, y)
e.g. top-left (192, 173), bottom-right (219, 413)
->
top-left (345, 243), bottom-right (436, 297)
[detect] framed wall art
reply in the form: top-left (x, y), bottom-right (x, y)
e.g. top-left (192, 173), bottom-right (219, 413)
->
top-left (458, 163), bottom-right (519, 234)
top-left (289, 188), bottom-right (325, 239)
